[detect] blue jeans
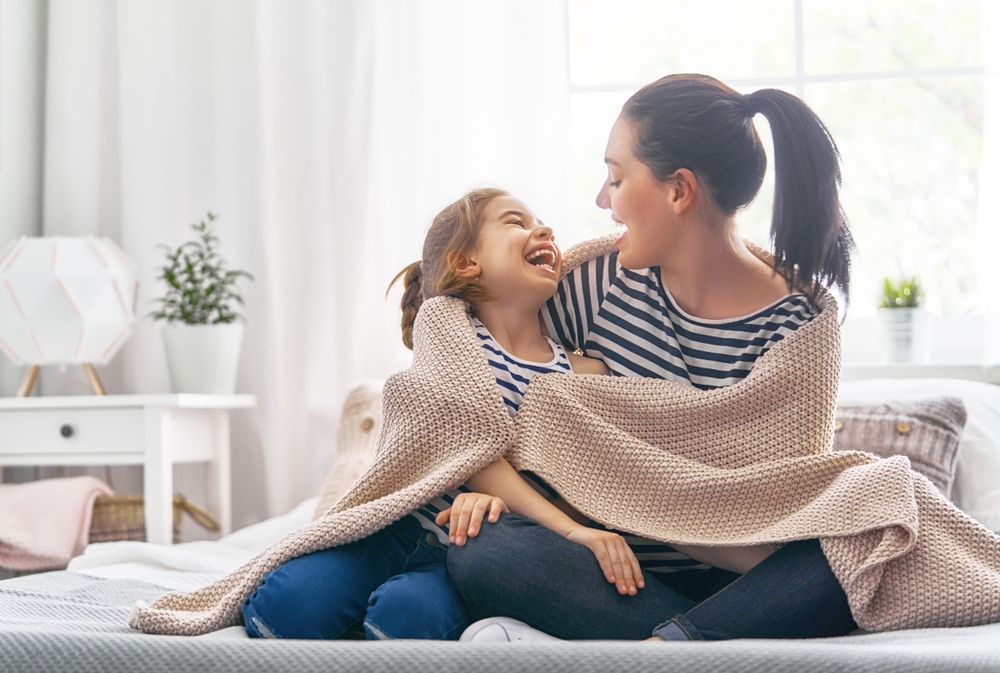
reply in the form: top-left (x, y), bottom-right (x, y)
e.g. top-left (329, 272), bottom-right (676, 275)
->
top-left (447, 513), bottom-right (857, 640)
top-left (243, 515), bottom-right (470, 640)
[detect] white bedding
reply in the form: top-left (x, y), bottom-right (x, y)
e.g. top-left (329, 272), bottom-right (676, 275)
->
top-left (66, 497), bottom-right (319, 592)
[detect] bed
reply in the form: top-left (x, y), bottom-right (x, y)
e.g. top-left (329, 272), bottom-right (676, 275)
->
top-left (3, 378), bottom-right (1000, 673)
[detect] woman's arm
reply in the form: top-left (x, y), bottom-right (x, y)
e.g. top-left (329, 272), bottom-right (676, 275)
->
top-left (669, 544), bottom-right (774, 574)
top-left (437, 457), bottom-right (644, 596)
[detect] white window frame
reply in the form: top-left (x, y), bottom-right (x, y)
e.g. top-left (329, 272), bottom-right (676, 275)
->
top-left (566, 0), bottom-right (985, 96)
top-left (565, 0), bottom-right (993, 374)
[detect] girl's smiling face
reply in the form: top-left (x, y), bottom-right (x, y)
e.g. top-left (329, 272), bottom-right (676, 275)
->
top-left (461, 195), bottom-right (561, 305)
top-left (596, 116), bottom-right (680, 270)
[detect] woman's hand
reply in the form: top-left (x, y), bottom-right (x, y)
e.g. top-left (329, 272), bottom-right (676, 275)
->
top-left (436, 492), bottom-right (509, 546)
top-left (565, 527), bottom-right (645, 596)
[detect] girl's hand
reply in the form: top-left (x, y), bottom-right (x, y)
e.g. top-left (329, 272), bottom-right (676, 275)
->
top-left (435, 493), bottom-right (509, 546)
top-left (565, 527), bottom-right (645, 596)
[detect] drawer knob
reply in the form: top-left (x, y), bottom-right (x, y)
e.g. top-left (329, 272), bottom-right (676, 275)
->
top-left (60, 424), bottom-right (74, 438)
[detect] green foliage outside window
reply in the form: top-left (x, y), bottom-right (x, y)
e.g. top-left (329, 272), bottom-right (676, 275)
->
top-left (880, 277), bottom-right (922, 309)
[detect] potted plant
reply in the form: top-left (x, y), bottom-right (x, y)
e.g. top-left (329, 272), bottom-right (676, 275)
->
top-left (877, 276), bottom-right (927, 363)
top-left (152, 213), bottom-right (253, 394)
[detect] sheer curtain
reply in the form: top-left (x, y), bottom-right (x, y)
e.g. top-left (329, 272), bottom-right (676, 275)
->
top-left (40, 0), bottom-right (570, 527)
top-left (982, 1), bottom-right (1000, 362)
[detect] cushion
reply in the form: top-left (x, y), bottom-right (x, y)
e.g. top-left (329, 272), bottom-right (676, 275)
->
top-left (834, 397), bottom-right (967, 499)
top-left (839, 378), bottom-right (1000, 533)
top-left (312, 380), bottom-right (384, 520)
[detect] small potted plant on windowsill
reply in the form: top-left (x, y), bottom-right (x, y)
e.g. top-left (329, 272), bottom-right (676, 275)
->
top-left (877, 276), bottom-right (927, 364)
top-left (152, 213), bottom-right (253, 394)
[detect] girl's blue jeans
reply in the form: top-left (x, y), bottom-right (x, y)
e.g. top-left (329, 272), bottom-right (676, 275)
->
top-left (448, 513), bottom-right (858, 640)
top-left (242, 515), bottom-right (470, 640)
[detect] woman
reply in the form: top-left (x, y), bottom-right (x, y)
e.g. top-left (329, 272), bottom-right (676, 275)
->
top-left (446, 73), bottom-right (859, 641)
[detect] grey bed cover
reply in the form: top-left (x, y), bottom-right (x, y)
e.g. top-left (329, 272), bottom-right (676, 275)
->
top-left (1, 571), bottom-right (998, 673)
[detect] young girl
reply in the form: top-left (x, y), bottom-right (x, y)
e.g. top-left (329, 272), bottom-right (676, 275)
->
top-left (242, 187), bottom-right (642, 641)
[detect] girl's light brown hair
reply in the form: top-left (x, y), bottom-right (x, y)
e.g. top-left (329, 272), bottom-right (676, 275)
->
top-left (390, 188), bottom-right (508, 349)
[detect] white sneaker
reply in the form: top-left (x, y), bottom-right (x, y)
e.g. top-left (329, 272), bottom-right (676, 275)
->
top-left (459, 617), bottom-right (562, 643)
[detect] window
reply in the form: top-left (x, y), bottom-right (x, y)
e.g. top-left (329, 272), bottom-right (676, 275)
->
top-left (566, 0), bottom-right (984, 316)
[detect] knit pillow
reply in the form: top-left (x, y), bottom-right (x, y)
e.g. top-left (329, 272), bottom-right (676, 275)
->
top-left (312, 380), bottom-right (384, 520)
top-left (834, 397), bottom-right (967, 499)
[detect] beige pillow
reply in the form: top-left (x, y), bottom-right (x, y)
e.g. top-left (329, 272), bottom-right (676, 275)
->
top-left (312, 380), bottom-right (384, 520)
top-left (834, 397), bottom-right (967, 499)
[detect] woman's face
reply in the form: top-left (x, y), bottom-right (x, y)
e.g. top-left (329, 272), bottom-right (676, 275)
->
top-left (472, 195), bottom-right (561, 305)
top-left (596, 116), bottom-right (678, 270)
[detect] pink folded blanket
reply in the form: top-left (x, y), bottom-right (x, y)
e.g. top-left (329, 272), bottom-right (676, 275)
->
top-left (0, 476), bottom-right (112, 571)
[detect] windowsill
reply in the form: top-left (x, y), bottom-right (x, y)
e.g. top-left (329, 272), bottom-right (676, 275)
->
top-left (841, 363), bottom-right (1000, 385)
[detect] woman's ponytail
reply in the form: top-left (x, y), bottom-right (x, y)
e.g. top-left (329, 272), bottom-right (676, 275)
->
top-left (389, 261), bottom-right (423, 350)
top-left (742, 89), bottom-right (854, 302)
top-left (622, 74), bottom-right (854, 304)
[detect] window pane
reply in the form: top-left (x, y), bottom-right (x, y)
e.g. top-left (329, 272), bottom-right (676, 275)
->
top-left (806, 77), bottom-right (983, 314)
top-left (569, 0), bottom-right (796, 87)
top-left (803, 0), bottom-right (982, 75)
top-left (734, 113), bottom-right (776, 252)
top-left (567, 91), bottom-right (633, 247)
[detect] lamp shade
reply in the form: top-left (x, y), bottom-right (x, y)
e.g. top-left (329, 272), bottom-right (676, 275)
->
top-left (0, 236), bottom-right (138, 365)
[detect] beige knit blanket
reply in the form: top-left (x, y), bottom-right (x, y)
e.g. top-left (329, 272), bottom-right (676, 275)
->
top-left (131, 237), bottom-right (1000, 636)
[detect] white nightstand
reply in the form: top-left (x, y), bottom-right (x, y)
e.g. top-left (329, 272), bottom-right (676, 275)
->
top-left (0, 394), bottom-right (256, 545)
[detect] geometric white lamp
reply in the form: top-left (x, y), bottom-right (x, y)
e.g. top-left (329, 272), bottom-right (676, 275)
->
top-left (0, 236), bottom-right (138, 396)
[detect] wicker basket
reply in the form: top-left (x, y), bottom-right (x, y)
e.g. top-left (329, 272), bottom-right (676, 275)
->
top-left (89, 494), bottom-right (222, 544)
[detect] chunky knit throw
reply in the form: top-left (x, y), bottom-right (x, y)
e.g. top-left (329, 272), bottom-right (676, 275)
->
top-left (130, 236), bottom-right (1000, 636)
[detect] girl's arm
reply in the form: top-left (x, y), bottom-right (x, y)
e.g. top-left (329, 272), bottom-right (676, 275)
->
top-left (437, 457), bottom-right (644, 596)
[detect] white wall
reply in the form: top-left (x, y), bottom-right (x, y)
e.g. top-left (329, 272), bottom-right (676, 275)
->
top-left (0, 0), bottom-right (47, 396)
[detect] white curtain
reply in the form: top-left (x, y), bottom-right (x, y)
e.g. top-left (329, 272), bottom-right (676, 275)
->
top-left (981, 0), bottom-right (1000, 362)
top-left (40, 0), bottom-right (570, 527)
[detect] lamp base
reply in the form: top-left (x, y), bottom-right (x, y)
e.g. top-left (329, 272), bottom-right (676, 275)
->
top-left (82, 363), bottom-right (107, 395)
top-left (16, 365), bottom-right (40, 397)
top-left (16, 363), bottom-right (107, 397)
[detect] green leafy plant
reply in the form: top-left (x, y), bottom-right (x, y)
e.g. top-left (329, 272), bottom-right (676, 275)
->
top-left (151, 213), bottom-right (254, 324)
top-left (879, 276), bottom-right (922, 309)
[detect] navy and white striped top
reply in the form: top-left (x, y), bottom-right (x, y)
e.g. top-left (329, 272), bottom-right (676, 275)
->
top-left (539, 250), bottom-right (818, 575)
top-left (542, 250), bottom-right (817, 390)
top-left (471, 316), bottom-right (573, 417)
top-left (410, 317), bottom-right (574, 544)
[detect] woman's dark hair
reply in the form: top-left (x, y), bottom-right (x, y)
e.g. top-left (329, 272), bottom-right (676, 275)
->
top-left (621, 73), bottom-right (854, 303)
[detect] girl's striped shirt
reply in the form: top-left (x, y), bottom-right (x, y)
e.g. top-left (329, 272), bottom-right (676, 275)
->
top-left (471, 316), bottom-right (572, 417)
top-left (410, 316), bottom-right (573, 544)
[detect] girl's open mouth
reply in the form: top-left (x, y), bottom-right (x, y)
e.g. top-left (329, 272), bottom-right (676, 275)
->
top-left (525, 247), bottom-right (557, 273)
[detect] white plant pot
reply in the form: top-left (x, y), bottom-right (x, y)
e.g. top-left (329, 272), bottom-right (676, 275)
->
top-left (161, 323), bottom-right (245, 394)
top-left (877, 308), bottom-right (928, 364)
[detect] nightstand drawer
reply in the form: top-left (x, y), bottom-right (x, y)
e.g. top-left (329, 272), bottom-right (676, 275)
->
top-left (0, 408), bottom-right (144, 455)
